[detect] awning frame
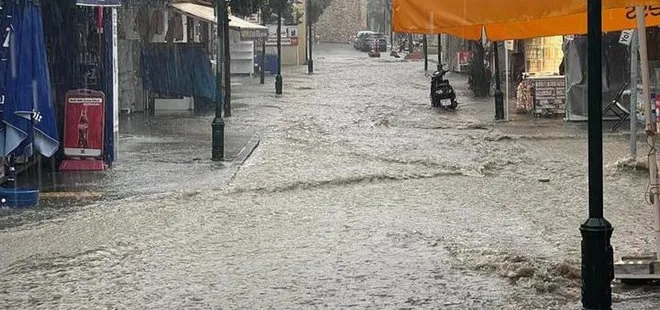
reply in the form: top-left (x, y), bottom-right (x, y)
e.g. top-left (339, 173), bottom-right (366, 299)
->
top-left (169, 2), bottom-right (268, 40)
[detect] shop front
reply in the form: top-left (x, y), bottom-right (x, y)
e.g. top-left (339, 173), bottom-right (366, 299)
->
top-left (1, 0), bottom-right (119, 181)
top-left (42, 0), bottom-right (119, 168)
top-left (513, 36), bottom-right (566, 116)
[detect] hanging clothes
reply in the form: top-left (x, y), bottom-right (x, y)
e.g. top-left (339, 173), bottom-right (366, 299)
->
top-left (165, 12), bottom-right (183, 44)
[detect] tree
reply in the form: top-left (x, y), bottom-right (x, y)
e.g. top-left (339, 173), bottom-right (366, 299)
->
top-left (230, 0), bottom-right (263, 17)
top-left (229, 0), bottom-right (297, 24)
top-left (308, 0), bottom-right (332, 25)
top-left (254, 0), bottom-right (298, 24)
top-left (468, 41), bottom-right (492, 97)
top-left (367, 0), bottom-right (391, 32)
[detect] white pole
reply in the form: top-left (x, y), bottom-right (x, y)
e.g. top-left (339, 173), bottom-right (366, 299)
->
top-left (636, 6), bottom-right (660, 257)
top-left (112, 8), bottom-right (119, 163)
top-left (505, 44), bottom-right (510, 121)
top-left (630, 32), bottom-right (638, 159)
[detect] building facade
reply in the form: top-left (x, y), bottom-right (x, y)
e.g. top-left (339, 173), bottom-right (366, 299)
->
top-left (315, 0), bottom-right (367, 43)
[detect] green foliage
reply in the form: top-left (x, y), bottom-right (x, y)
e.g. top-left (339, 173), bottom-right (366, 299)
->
top-left (230, 0), bottom-right (263, 17)
top-left (308, 0), bottom-right (332, 25)
top-left (367, 0), bottom-right (391, 32)
top-left (255, 0), bottom-right (299, 24)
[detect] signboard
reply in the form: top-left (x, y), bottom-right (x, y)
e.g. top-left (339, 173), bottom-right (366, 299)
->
top-left (619, 29), bottom-right (635, 46)
top-left (505, 40), bottom-right (514, 50)
top-left (530, 76), bottom-right (566, 115)
top-left (265, 24), bottom-right (299, 46)
top-left (63, 90), bottom-right (105, 158)
top-left (456, 51), bottom-right (473, 72)
top-left (76, 0), bottom-right (121, 6)
top-left (266, 36), bottom-right (299, 46)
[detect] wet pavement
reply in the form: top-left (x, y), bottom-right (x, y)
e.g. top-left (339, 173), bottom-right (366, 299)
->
top-left (1, 44), bottom-right (660, 309)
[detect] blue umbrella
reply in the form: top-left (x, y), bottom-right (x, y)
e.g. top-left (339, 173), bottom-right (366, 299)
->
top-left (26, 0), bottom-right (58, 157)
top-left (0, 0), bottom-right (59, 159)
top-left (0, 2), bottom-right (8, 128)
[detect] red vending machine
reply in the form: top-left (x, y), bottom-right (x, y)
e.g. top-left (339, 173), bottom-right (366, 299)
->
top-left (59, 89), bottom-right (106, 171)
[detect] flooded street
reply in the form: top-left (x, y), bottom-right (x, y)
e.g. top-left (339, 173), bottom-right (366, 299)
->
top-left (1, 44), bottom-right (660, 309)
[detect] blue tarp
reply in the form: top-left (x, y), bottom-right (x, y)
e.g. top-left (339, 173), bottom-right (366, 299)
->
top-left (141, 45), bottom-right (218, 101)
top-left (0, 0), bottom-right (60, 158)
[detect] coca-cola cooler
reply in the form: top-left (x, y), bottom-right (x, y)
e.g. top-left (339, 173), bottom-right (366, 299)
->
top-left (59, 89), bottom-right (106, 171)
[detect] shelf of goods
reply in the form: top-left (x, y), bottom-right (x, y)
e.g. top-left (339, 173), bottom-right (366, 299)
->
top-left (230, 40), bottom-right (255, 75)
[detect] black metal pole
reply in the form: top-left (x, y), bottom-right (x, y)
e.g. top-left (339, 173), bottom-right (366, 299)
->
top-left (260, 19), bottom-right (266, 85)
top-left (307, 0), bottom-right (313, 74)
top-left (223, 4), bottom-right (231, 117)
top-left (275, 7), bottom-right (283, 94)
top-left (581, 0), bottom-right (613, 308)
top-left (389, 5), bottom-right (393, 48)
top-left (382, 4), bottom-right (386, 34)
top-left (408, 33), bottom-right (413, 52)
top-left (211, 0), bottom-right (225, 161)
top-left (437, 34), bottom-right (441, 70)
top-left (493, 42), bottom-right (504, 120)
top-left (423, 35), bottom-right (428, 71)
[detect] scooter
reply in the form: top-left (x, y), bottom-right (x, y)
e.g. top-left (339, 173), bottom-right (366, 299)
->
top-left (368, 41), bottom-right (381, 58)
top-left (427, 64), bottom-right (458, 110)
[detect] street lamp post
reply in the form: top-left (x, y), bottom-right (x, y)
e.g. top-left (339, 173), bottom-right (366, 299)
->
top-left (437, 34), bottom-right (441, 70)
top-left (581, 0), bottom-right (614, 308)
top-left (307, 0), bottom-right (313, 74)
top-left (493, 42), bottom-right (505, 120)
top-left (211, 0), bottom-right (226, 161)
top-left (224, 1), bottom-right (231, 117)
top-left (423, 34), bottom-right (428, 71)
top-left (275, 4), bottom-right (283, 94)
top-left (261, 18), bottom-right (266, 85)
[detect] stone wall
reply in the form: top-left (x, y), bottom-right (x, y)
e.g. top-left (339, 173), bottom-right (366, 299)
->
top-left (315, 0), bottom-right (367, 43)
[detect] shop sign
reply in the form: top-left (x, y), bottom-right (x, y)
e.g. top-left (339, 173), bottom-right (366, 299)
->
top-left (529, 76), bottom-right (566, 116)
top-left (456, 51), bottom-right (473, 72)
top-left (505, 40), bottom-right (514, 50)
top-left (457, 51), bottom-right (473, 66)
top-left (619, 29), bottom-right (635, 46)
top-left (265, 24), bottom-right (299, 46)
top-left (63, 90), bottom-right (105, 158)
top-left (266, 36), bottom-right (298, 46)
top-left (76, 0), bottom-right (122, 7)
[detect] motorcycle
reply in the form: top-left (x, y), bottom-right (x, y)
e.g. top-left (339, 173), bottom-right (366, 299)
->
top-left (368, 41), bottom-right (381, 58)
top-left (427, 64), bottom-right (458, 110)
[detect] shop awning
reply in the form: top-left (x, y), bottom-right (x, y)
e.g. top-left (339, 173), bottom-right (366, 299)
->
top-left (170, 2), bottom-right (268, 40)
top-left (392, 0), bottom-right (660, 40)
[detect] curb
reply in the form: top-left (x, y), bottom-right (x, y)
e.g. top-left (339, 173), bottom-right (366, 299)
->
top-left (233, 136), bottom-right (260, 165)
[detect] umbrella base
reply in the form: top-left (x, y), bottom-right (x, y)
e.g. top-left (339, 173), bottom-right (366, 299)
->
top-left (59, 159), bottom-right (105, 171)
top-left (0, 187), bottom-right (39, 208)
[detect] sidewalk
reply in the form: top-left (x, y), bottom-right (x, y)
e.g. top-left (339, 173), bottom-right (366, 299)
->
top-left (11, 75), bottom-right (278, 204)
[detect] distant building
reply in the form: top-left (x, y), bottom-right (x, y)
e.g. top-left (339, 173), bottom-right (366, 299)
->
top-left (315, 0), bottom-right (367, 43)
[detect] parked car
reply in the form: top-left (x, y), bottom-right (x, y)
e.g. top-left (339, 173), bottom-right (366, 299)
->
top-left (353, 31), bottom-right (374, 49)
top-left (358, 32), bottom-right (387, 52)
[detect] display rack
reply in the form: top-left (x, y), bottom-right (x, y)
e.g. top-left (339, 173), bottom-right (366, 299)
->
top-left (230, 39), bottom-right (254, 75)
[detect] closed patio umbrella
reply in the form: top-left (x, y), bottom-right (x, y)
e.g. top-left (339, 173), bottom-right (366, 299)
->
top-left (0, 0), bottom-right (59, 160)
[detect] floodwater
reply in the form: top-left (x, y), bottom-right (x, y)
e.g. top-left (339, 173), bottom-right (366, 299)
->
top-left (1, 44), bottom-right (659, 309)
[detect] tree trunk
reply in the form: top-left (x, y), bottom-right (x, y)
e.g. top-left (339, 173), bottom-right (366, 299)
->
top-left (468, 41), bottom-right (491, 97)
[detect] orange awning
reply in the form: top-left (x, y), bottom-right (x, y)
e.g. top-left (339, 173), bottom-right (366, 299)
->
top-left (393, 1), bottom-right (660, 40)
